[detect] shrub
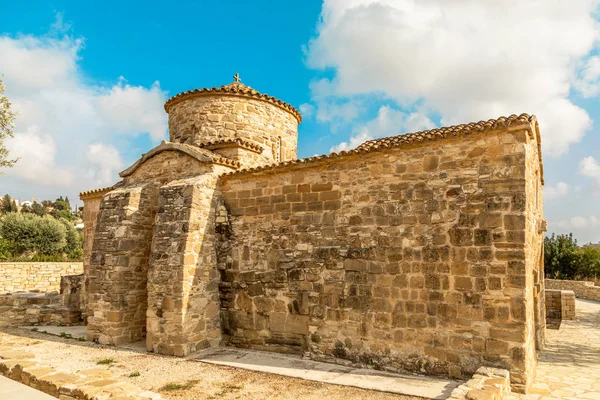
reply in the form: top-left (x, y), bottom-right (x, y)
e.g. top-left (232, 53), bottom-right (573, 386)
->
top-left (0, 213), bottom-right (66, 255)
top-left (544, 233), bottom-right (579, 279)
top-left (544, 233), bottom-right (600, 280)
top-left (61, 218), bottom-right (82, 254)
top-left (576, 245), bottom-right (600, 279)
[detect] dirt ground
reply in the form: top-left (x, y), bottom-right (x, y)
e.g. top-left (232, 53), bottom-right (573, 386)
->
top-left (0, 327), bottom-right (421, 400)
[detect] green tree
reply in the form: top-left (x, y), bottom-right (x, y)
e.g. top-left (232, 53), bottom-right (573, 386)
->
top-left (2, 194), bottom-right (17, 214)
top-left (53, 196), bottom-right (71, 211)
top-left (577, 245), bottom-right (600, 279)
top-left (544, 233), bottom-right (580, 279)
top-left (0, 76), bottom-right (18, 171)
top-left (0, 212), bottom-right (67, 255)
top-left (30, 201), bottom-right (46, 217)
top-left (60, 218), bottom-right (81, 255)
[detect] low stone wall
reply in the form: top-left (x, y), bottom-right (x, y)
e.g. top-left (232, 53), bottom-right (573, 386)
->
top-left (0, 274), bottom-right (86, 327)
top-left (0, 348), bottom-right (161, 399)
top-left (0, 262), bottom-right (83, 294)
top-left (545, 279), bottom-right (600, 302)
top-left (0, 293), bottom-right (82, 327)
top-left (448, 366), bottom-right (511, 399)
top-left (545, 289), bottom-right (575, 324)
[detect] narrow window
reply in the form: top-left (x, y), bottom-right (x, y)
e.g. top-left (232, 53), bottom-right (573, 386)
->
top-left (275, 137), bottom-right (282, 162)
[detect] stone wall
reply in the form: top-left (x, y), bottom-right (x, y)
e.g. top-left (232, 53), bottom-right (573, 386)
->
top-left (87, 183), bottom-right (159, 345)
top-left (0, 293), bottom-right (83, 327)
top-left (0, 262), bottom-right (83, 294)
top-left (448, 367), bottom-right (511, 399)
top-left (145, 171), bottom-right (226, 356)
top-left (86, 148), bottom-right (234, 351)
top-left (219, 124), bottom-right (543, 392)
top-left (545, 279), bottom-right (600, 302)
top-left (545, 289), bottom-right (575, 323)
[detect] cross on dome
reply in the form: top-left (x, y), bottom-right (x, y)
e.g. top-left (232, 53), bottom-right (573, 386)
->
top-left (233, 73), bottom-right (241, 83)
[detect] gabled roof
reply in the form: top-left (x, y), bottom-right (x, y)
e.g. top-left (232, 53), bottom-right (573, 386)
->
top-left (356, 113), bottom-right (535, 150)
top-left (223, 113), bottom-right (540, 179)
top-left (164, 81), bottom-right (302, 123)
top-left (119, 141), bottom-right (239, 178)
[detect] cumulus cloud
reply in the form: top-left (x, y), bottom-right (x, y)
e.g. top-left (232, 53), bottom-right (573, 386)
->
top-left (330, 129), bottom-right (372, 153)
top-left (299, 103), bottom-right (315, 119)
top-left (544, 182), bottom-right (569, 200)
top-left (575, 56), bottom-right (600, 98)
top-left (579, 156), bottom-right (600, 194)
top-left (7, 128), bottom-right (73, 187)
top-left (330, 105), bottom-right (434, 152)
top-left (558, 215), bottom-right (600, 229)
top-left (306, 0), bottom-right (600, 156)
top-left (96, 77), bottom-right (166, 141)
top-left (580, 156), bottom-right (600, 181)
top-left (0, 19), bottom-right (167, 199)
top-left (85, 143), bottom-right (124, 186)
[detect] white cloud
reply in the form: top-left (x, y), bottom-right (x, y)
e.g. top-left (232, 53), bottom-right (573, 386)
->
top-left (96, 77), bottom-right (166, 141)
top-left (544, 182), bottom-right (569, 200)
top-left (299, 103), bottom-right (315, 119)
top-left (6, 128), bottom-right (73, 187)
top-left (557, 215), bottom-right (599, 229)
top-left (579, 156), bottom-right (600, 194)
top-left (330, 106), bottom-right (434, 152)
top-left (575, 56), bottom-right (600, 98)
top-left (315, 100), bottom-right (361, 124)
top-left (330, 129), bottom-right (372, 153)
top-left (306, 0), bottom-right (600, 156)
top-left (0, 19), bottom-right (167, 200)
top-left (85, 143), bottom-right (124, 186)
top-left (580, 156), bottom-right (600, 182)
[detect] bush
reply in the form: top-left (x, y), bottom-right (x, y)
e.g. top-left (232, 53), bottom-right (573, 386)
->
top-left (0, 213), bottom-right (66, 255)
top-left (61, 219), bottom-right (82, 254)
top-left (544, 233), bottom-right (600, 280)
top-left (576, 245), bottom-right (600, 279)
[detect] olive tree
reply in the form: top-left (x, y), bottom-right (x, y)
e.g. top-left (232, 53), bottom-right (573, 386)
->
top-left (0, 76), bottom-right (18, 170)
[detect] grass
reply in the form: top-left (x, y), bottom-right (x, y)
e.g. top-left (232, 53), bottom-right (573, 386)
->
top-left (59, 332), bottom-right (73, 339)
top-left (222, 384), bottom-right (243, 390)
top-left (160, 380), bottom-right (200, 392)
top-left (128, 371), bottom-right (140, 377)
top-left (97, 358), bottom-right (117, 365)
top-left (206, 383), bottom-right (244, 398)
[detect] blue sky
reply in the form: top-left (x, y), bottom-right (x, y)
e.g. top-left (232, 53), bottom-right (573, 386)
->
top-left (2, 0), bottom-right (600, 244)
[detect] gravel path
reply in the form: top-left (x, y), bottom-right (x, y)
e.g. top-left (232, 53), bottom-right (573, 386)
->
top-left (0, 327), bottom-right (421, 400)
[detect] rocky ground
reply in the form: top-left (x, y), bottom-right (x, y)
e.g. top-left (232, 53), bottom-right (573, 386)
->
top-left (0, 327), bottom-right (420, 400)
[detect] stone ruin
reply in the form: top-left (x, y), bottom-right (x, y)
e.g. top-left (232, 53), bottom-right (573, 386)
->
top-left (79, 75), bottom-right (546, 393)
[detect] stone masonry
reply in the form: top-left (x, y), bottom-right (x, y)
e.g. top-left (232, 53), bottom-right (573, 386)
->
top-left (545, 289), bottom-right (575, 324)
top-left (80, 75), bottom-right (546, 393)
top-left (0, 262), bottom-right (83, 294)
top-left (545, 278), bottom-right (600, 302)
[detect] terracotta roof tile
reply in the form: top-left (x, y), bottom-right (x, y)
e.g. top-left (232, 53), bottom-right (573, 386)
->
top-left (357, 113), bottom-right (535, 151)
top-left (164, 81), bottom-right (302, 123)
top-left (79, 186), bottom-right (114, 199)
top-left (119, 141), bottom-right (239, 178)
top-left (223, 113), bottom-right (537, 177)
top-left (199, 138), bottom-right (263, 154)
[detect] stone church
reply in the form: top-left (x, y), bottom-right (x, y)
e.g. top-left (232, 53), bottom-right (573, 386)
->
top-left (80, 75), bottom-right (546, 393)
